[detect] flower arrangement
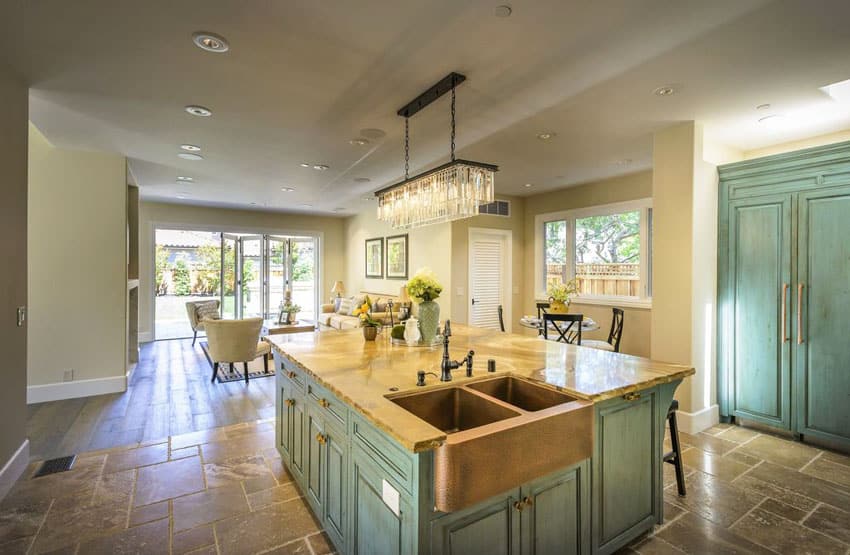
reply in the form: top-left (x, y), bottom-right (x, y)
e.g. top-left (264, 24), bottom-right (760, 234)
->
top-left (406, 268), bottom-right (443, 303)
top-left (547, 279), bottom-right (579, 304)
top-left (353, 301), bottom-right (382, 328)
top-left (280, 303), bottom-right (301, 314)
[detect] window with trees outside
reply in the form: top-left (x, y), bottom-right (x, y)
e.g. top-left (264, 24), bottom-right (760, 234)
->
top-left (536, 199), bottom-right (652, 306)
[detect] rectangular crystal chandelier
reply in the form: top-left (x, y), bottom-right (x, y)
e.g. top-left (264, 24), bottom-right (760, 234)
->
top-left (374, 72), bottom-right (498, 230)
top-left (375, 159), bottom-right (497, 229)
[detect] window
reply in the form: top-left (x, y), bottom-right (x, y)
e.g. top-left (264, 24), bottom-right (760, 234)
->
top-left (536, 199), bottom-right (652, 306)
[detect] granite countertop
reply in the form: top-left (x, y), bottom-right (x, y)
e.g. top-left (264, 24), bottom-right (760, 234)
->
top-left (265, 324), bottom-right (694, 452)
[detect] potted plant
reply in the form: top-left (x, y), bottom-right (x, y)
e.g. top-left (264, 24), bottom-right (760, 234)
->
top-left (547, 279), bottom-right (578, 313)
top-left (278, 302), bottom-right (301, 325)
top-left (406, 268), bottom-right (443, 344)
top-left (354, 301), bottom-right (382, 341)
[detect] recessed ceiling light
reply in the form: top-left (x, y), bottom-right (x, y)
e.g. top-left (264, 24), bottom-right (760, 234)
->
top-left (653, 86), bottom-right (677, 97)
top-left (180, 144), bottom-right (201, 152)
top-left (300, 204), bottom-right (313, 208)
top-left (312, 164), bottom-right (329, 171)
top-left (756, 103), bottom-right (771, 111)
top-left (178, 153), bottom-right (204, 161)
top-left (354, 177), bottom-right (371, 183)
top-left (249, 202), bottom-right (258, 206)
top-left (185, 105), bottom-right (212, 117)
top-left (281, 187), bottom-right (295, 192)
top-left (176, 192), bottom-right (190, 199)
top-left (299, 163), bottom-right (310, 168)
top-left (192, 32), bottom-right (230, 53)
top-left (524, 183), bottom-right (533, 188)
top-left (360, 128), bottom-right (386, 139)
top-left (494, 5), bottom-right (512, 17)
top-left (176, 176), bottom-right (193, 182)
top-left (758, 114), bottom-right (785, 124)
top-left (537, 132), bottom-right (556, 140)
top-left (349, 138), bottom-right (369, 146)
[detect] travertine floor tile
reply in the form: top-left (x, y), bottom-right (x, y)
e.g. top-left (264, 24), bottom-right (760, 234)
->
top-left (0, 535), bottom-right (35, 554)
top-left (821, 449), bottom-right (850, 468)
top-left (215, 497), bottom-right (321, 555)
top-left (172, 483), bottom-right (249, 533)
top-left (730, 506), bottom-right (845, 554)
top-left (172, 523), bottom-right (215, 554)
top-left (678, 432), bottom-right (737, 455)
top-left (701, 423), bottom-right (733, 436)
top-left (631, 535), bottom-right (685, 554)
top-left (307, 531), bottom-right (338, 554)
top-left (731, 473), bottom-right (819, 513)
top-left (247, 482), bottom-right (301, 511)
top-left (803, 504), bottom-right (850, 545)
top-left (128, 500), bottom-right (169, 527)
top-left (171, 445), bottom-right (200, 461)
top-left (716, 426), bottom-right (760, 444)
top-left (265, 539), bottom-right (313, 554)
top-left (737, 434), bottom-right (821, 470)
top-left (103, 443), bottom-right (168, 474)
top-left (681, 448), bottom-right (750, 482)
top-left (30, 492), bottom-right (128, 553)
top-left (758, 497), bottom-right (808, 522)
top-left (200, 430), bottom-right (275, 464)
top-left (654, 512), bottom-right (774, 554)
top-left (203, 454), bottom-right (272, 490)
top-left (171, 428), bottom-right (228, 451)
top-left (724, 450), bottom-right (762, 467)
top-left (801, 456), bottom-right (850, 490)
top-left (749, 461), bottom-right (850, 509)
top-left (0, 499), bottom-right (51, 546)
top-left (78, 517), bottom-right (170, 554)
top-left (134, 456), bottom-right (204, 507)
top-left (663, 470), bottom-right (763, 527)
top-left (2, 455), bottom-right (104, 508)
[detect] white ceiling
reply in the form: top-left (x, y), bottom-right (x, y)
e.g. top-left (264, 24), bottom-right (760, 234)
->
top-left (2, 0), bottom-right (850, 214)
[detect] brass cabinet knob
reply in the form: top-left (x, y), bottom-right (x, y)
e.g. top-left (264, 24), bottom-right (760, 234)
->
top-left (284, 399), bottom-right (294, 407)
top-left (315, 433), bottom-right (327, 445)
top-left (513, 500), bottom-right (524, 511)
top-left (623, 391), bottom-right (641, 402)
top-left (287, 371), bottom-right (296, 379)
top-left (522, 496), bottom-right (533, 507)
top-left (319, 398), bottom-right (330, 409)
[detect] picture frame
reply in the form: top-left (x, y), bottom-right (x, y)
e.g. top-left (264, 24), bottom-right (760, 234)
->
top-left (385, 234), bottom-right (409, 279)
top-left (365, 237), bottom-right (384, 278)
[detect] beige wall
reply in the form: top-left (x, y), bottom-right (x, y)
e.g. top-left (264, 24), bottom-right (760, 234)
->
top-left (342, 209), bottom-right (452, 317)
top-left (450, 196), bottom-right (524, 331)
top-left (27, 124), bottom-right (128, 394)
top-left (522, 171), bottom-right (654, 357)
top-left (0, 66), bottom-right (28, 483)
top-left (138, 201), bottom-right (346, 339)
top-left (743, 128), bottom-right (850, 159)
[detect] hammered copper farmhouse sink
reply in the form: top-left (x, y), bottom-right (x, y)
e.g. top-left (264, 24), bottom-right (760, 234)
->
top-left (388, 375), bottom-right (593, 512)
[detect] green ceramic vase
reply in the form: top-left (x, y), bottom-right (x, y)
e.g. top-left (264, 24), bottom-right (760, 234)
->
top-left (417, 300), bottom-right (440, 344)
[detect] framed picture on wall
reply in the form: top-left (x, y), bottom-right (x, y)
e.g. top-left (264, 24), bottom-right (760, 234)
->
top-left (385, 234), bottom-right (409, 279)
top-left (365, 237), bottom-right (384, 278)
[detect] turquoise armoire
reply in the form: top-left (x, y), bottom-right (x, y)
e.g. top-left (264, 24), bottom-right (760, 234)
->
top-left (718, 140), bottom-right (850, 453)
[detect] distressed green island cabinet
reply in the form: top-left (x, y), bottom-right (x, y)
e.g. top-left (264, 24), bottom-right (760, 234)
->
top-left (274, 352), bottom-right (681, 554)
top-left (718, 140), bottom-right (850, 452)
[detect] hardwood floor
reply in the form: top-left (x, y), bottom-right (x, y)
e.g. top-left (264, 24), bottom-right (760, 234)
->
top-left (26, 339), bottom-right (276, 461)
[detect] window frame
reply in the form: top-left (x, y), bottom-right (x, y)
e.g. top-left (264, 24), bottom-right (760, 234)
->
top-left (534, 198), bottom-right (653, 308)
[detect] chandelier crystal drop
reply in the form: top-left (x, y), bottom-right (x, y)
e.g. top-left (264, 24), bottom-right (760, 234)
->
top-left (375, 73), bottom-right (497, 229)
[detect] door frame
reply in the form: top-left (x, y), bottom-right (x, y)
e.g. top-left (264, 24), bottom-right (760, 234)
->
top-left (467, 227), bottom-right (512, 333)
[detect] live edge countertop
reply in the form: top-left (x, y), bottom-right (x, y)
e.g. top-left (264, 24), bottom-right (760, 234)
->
top-left (265, 324), bottom-right (694, 453)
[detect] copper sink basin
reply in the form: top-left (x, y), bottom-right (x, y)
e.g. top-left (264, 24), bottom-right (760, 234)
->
top-left (388, 375), bottom-right (593, 512)
top-left (466, 376), bottom-right (578, 412)
top-left (390, 387), bottom-right (520, 434)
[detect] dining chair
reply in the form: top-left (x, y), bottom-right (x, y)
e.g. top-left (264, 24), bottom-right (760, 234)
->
top-left (543, 313), bottom-right (583, 345)
top-left (535, 302), bottom-right (550, 336)
top-left (204, 318), bottom-right (271, 384)
top-left (497, 305), bottom-right (505, 332)
top-left (582, 307), bottom-right (625, 352)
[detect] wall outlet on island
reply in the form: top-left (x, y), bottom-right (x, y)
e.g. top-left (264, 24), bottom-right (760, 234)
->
top-left (63, 369), bottom-right (74, 382)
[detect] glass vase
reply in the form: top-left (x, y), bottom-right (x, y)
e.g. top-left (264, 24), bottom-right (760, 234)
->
top-left (417, 300), bottom-right (440, 344)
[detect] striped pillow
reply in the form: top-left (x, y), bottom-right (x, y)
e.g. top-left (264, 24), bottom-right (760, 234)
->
top-left (337, 297), bottom-right (354, 315)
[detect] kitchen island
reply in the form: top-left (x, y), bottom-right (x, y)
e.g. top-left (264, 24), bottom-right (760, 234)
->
top-left (266, 325), bottom-right (693, 555)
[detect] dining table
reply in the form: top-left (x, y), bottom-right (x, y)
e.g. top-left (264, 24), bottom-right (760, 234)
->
top-left (519, 315), bottom-right (601, 334)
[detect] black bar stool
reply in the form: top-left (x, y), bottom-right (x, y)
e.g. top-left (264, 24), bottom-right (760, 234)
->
top-left (663, 400), bottom-right (686, 496)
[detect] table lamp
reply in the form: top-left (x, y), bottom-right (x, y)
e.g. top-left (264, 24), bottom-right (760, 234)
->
top-left (331, 281), bottom-right (345, 310)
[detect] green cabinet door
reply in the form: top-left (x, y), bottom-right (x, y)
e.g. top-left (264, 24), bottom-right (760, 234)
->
top-left (796, 185), bottom-right (850, 449)
top-left (290, 393), bottom-right (306, 486)
top-left (430, 489), bottom-right (522, 555)
top-left (305, 406), bottom-right (325, 517)
top-left (324, 421), bottom-right (348, 550)
top-left (350, 445), bottom-right (416, 555)
top-left (521, 463), bottom-right (588, 555)
top-left (593, 388), bottom-right (658, 552)
top-left (727, 195), bottom-right (793, 428)
top-left (276, 372), bottom-right (289, 460)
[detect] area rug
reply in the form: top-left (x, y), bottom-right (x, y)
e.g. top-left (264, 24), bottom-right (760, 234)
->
top-left (199, 341), bottom-right (274, 383)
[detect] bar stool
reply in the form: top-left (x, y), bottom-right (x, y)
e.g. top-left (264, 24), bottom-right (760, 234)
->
top-left (664, 399), bottom-right (687, 496)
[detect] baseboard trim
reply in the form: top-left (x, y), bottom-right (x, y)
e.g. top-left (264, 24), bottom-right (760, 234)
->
top-left (139, 331), bottom-right (153, 343)
top-left (27, 374), bottom-right (128, 404)
top-left (676, 404), bottom-right (720, 435)
top-left (0, 439), bottom-right (29, 501)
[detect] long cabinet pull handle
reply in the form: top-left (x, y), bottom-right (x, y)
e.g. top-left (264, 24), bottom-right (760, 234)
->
top-left (781, 283), bottom-right (789, 343)
top-left (797, 283), bottom-right (804, 344)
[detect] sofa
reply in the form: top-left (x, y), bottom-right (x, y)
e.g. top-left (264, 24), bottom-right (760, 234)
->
top-left (318, 291), bottom-right (403, 330)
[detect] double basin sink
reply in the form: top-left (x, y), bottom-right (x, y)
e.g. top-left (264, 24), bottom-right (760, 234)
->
top-left (388, 376), bottom-right (593, 512)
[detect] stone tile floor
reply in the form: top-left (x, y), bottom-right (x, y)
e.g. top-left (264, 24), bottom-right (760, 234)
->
top-left (1, 419), bottom-right (849, 554)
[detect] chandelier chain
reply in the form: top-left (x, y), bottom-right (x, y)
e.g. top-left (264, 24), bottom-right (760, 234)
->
top-left (404, 117), bottom-right (410, 180)
top-left (450, 80), bottom-right (456, 161)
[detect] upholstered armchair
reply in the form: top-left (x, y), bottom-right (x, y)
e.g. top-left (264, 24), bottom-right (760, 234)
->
top-left (203, 318), bottom-right (271, 384)
top-left (185, 299), bottom-right (221, 346)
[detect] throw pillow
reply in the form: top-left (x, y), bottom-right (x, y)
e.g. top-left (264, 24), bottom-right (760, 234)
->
top-left (350, 295), bottom-right (367, 316)
top-left (196, 301), bottom-right (220, 321)
top-left (337, 297), bottom-right (354, 315)
top-left (374, 298), bottom-right (388, 312)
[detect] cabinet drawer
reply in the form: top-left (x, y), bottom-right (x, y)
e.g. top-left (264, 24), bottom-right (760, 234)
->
top-left (307, 379), bottom-right (348, 428)
top-left (351, 415), bottom-right (415, 494)
top-left (275, 353), bottom-right (306, 391)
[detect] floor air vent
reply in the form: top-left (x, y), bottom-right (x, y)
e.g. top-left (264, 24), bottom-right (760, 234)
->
top-left (32, 455), bottom-right (76, 478)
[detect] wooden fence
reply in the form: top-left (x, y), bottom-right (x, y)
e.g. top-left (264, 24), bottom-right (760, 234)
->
top-left (546, 263), bottom-right (639, 297)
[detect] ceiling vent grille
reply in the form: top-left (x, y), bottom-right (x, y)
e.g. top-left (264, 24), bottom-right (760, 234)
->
top-left (478, 199), bottom-right (510, 217)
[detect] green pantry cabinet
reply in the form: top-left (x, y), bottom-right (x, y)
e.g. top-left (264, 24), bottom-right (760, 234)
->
top-left (275, 352), bottom-right (678, 554)
top-left (718, 141), bottom-right (850, 452)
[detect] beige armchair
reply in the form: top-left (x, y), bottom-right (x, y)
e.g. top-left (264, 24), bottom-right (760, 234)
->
top-left (203, 318), bottom-right (272, 384)
top-left (186, 299), bottom-right (221, 346)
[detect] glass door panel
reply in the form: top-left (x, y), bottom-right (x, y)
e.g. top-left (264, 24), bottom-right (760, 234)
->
top-left (240, 235), bottom-right (264, 318)
top-left (290, 237), bottom-right (317, 321)
top-left (267, 237), bottom-right (288, 318)
top-left (221, 234), bottom-right (239, 319)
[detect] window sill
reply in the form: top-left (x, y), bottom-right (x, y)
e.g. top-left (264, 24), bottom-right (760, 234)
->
top-left (536, 295), bottom-right (652, 310)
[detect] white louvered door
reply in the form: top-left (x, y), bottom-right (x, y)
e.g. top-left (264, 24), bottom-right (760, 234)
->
top-left (469, 236), bottom-right (504, 330)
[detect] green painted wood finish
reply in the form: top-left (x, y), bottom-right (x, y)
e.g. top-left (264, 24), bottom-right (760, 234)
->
top-left (795, 185), bottom-right (850, 448)
top-left (718, 140), bottom-right (850, 451)
top-left (430, 489), bottom-right (521, 555)
top-left (592, 389), bottom-right (658, 552)
top-left (522, 464), bottom-right (589, 555)
top-left (728, 195), bottom-right (792, 428)
top-left (305, 405), bottom-right (325, 516)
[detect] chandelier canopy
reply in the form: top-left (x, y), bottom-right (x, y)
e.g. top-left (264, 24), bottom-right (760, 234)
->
top-left (375, 73), bottom-right (498, 229)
